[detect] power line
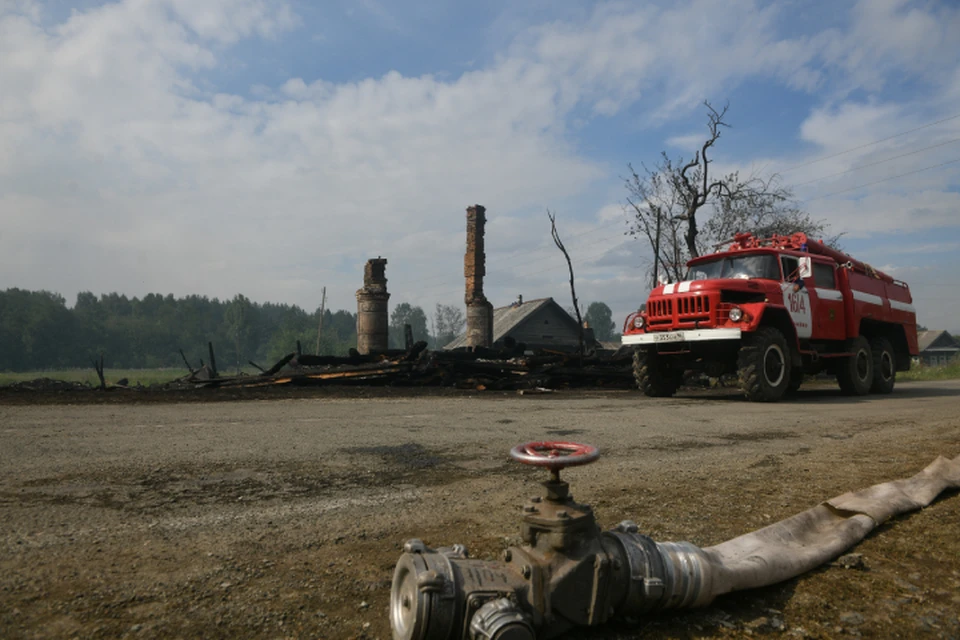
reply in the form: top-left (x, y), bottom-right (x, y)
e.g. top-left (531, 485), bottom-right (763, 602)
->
top-left (779, 111), bottom-right (960, 174)
top-left (793, 137), bottom-right (960, 188)
top-left (800, 157), bottom-right (960, 203)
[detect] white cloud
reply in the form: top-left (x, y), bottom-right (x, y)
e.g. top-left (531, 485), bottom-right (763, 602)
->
top-left (514, 0), bottom-right (825, 120)
top-left (807, 188), bottom-right (960, 238)
top-left (0, 0), bottom-right (606, 311)
top-left (799, 102), bottom-right (905, 152)
top-left (825, 0), bottom-right (960, 93)
top-left (879, 242), bottom-right (960, 256)
top-left (0, 0), bottom-right (958, 334)
top-left (665, 132), bottom-right (705, 153)
top-left (778, 98), bottom-right (960, 238)
top-left (167, 0), bottom-right (299, 42)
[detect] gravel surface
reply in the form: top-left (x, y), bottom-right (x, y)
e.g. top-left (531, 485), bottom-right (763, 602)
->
top-left (2, 381), bottom-right (959, 639)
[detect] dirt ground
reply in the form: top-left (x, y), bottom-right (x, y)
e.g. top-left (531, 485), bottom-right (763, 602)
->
top-left (1, 381), bottom-right (959, 639)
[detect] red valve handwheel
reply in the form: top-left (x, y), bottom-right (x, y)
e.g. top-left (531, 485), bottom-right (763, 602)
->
top-left (509, 441), bottom-right (599, 471)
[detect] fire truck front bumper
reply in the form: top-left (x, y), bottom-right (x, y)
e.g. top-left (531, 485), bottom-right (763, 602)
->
top-left (621, 328), bottom-right (742, 346)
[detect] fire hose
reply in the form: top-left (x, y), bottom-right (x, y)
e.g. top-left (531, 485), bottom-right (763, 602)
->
top-left (390, 441), bottom-right (960, 639)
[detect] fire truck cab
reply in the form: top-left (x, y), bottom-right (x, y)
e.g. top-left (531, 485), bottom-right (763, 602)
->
top-left (621, 232), bottom-right (919, 402)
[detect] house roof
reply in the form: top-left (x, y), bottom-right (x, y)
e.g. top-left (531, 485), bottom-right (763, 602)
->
top-left (444, 297), bottom-right (579, 349)
top-left (917, 330), bottom-right (960, 352)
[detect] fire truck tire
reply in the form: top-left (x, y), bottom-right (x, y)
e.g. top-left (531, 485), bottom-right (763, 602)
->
top-left (836, 336), bottom-right (873, 395)
top-left (869, 337), bottom-right (896, 394)
top-left (738, 326), bottom-right (790, 402)
top-left (632, 348), bottom-right (680, 397)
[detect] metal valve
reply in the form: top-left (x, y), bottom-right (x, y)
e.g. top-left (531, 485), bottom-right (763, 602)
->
top-left (390, 441), bottom-right (708, 640)
top-left (390, 443), bottom-right (960, 639)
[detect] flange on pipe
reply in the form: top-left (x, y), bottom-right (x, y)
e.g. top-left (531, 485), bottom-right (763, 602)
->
top-left (389, 442), bottom-right (710, 640)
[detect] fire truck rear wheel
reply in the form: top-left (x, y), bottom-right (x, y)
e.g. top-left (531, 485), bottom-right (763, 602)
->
top-left (869, 337), bottom-right (896, 394)
top-left (633, 348), bottom-right (680, 397)
top-left (836, 336), bottom-right (873, 395)
top-left (738, 326), bottom-right (790, 402)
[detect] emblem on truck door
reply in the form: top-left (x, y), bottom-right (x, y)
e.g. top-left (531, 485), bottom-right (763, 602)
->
top-left (781, 282), bottom-right (812, 339)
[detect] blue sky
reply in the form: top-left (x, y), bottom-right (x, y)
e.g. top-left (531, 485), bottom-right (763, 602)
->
top-left (2, 0), bottom-right (959, 332)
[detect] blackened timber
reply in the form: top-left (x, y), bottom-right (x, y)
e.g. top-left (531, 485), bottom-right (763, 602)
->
top-left (179, 349), bottom-right (196, 375)
top-left (263, 353), bottom-right (296, 376)
top-left (207, 342), bottom-right (218, 378)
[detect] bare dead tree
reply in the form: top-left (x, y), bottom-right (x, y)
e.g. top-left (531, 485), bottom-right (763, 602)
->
top-left (626, 101), bottom-right (830, 285)
top-left (625, 160), bottom-right (689, 287)
top-left (704, 175), bottom-right (839, 247)
top-left (548, 210), bottom-right (584, 359)
top-left (673, 101), bottom-right (733, 259)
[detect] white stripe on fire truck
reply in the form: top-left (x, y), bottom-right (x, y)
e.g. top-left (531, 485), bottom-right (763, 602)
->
top-left (814, 288), bottom-right (844, 301)
top-left (663, 283), bottom-right (677, 294)
top-left (621, 328), bottom-right (742, 345)
top-left (852, 290), bottom-right (884, 306)
top-left (677, 281), bottom-right (693, 293)
top-left (888, 299), bottom-right (916, 314)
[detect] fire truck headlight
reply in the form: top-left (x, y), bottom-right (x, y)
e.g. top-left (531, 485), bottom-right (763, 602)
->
top-left (729, 307), bottom-right (743, 322)
top-left (633, 315), bottom-right (645, 329)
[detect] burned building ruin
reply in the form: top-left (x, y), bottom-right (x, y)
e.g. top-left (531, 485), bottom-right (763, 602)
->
top-left (356, 258), bottom-right (389, 354)
top-left (464, 205), bottom-right (493, 348)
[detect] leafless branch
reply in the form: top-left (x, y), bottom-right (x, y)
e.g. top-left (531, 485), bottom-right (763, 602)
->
top-left (625, 101), bottom-right (833, 280)
top-left (548, 210), bottom-right (585, 359)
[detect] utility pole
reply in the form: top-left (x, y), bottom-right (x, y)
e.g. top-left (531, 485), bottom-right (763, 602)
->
top-left (315, 286), bottom-right (327, 355)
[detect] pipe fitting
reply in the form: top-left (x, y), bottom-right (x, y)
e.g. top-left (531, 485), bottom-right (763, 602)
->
top-left (389, 443), bottom-right (711, 639)
top-left (389, 444), bottom-right (960, 640)
top-left (469, 599), bottom-right (534, 640)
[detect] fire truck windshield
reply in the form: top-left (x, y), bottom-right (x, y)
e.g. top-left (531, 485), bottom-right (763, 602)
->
top-left (686, 254), bottom-right (779, 281)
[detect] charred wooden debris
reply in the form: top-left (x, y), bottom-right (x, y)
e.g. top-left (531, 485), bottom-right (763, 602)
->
top-left (177, 343), bottom-right (636, 391)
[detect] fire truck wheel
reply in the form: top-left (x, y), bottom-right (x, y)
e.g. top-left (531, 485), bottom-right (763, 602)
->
top-left (632, 348), bottom-right (680, 397)
top-left (738, 326), bottom-right (791, 402)
top-left (869, 337), bottom-right (896, 394)
top-left (836, 336), bottom-right (873, 395)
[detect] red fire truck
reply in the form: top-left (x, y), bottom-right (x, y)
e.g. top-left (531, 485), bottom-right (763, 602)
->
top-left (621, 232), bottom-right (919, 402)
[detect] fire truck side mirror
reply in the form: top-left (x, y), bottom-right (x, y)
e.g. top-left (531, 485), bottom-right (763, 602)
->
top-left (798, 256), bottom-right (812, 280)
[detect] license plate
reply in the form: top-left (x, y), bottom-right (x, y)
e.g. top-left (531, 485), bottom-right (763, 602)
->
top-left (653, 331), bottom-right (683, 343)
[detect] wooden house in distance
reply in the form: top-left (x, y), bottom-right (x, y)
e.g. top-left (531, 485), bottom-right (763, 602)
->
top-left (916, 330), bottom-right (960, 366)
top-left (444, 296), bottom-right (595, 352)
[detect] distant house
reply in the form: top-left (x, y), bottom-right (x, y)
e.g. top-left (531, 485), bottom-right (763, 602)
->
top-left (916, 330), bottom-right (960, 366)
top-left (444, 297), bottom-right (594, 352)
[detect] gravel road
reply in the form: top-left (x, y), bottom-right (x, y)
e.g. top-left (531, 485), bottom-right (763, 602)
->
top-left (2, 381), bottom-right (959, 639)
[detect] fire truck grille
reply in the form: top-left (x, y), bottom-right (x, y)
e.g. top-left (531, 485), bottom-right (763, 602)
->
top-left (649, 298), bottom-right (672, 319)
top-left (647, 295), bottom-right (711, 326)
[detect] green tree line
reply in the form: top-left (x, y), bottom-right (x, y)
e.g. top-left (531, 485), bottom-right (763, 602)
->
top-left (0, 289), bottom-right (620, 372)
top-left (0, 288), bottom-right (359, 372)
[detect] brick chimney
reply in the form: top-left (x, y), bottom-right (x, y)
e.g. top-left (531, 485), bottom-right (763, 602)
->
top-left (464, 205), bottom-right (493, 348)
top-left (356, 258), bottom-right (389, 354)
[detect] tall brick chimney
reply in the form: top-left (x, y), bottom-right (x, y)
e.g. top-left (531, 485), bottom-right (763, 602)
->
top-left (464, 205), bottom-right (493, 348)
top-left (356, 258), bottom-right (389, 354)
